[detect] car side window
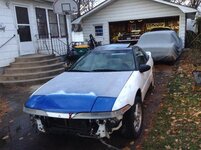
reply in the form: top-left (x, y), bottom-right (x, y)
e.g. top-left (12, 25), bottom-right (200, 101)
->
top-left (135, 48), bottom-right (148, 66)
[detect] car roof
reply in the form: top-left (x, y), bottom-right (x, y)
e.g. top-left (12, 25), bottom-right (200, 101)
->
top-left (93, 44), bottom-right (132, 51)
top-left (150, 27), bottom-right (172, 31)
top-left (144, 30), bottom-right (176, 35)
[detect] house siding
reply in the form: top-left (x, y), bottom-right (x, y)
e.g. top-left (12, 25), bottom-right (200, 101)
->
top-left (0, 0), bottom-right (52, 67)
top-left (0, 0), bottom-right (18, 67)
top-left (0, 0), bottom-right (68, 68)
top-left (82, 0), bottom-right (186, 46)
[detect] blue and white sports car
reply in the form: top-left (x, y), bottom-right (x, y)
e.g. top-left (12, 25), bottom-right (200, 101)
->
top-left (24, 44), bottom-right (154, 139)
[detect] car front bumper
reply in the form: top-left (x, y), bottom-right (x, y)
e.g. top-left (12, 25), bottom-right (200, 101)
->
top-left (23, 105), bottom-right (131, 119)
top-left (24, 105), bottom-right (131, 138)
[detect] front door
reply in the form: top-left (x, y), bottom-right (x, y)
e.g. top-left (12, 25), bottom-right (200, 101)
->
top-left (15, 6), bottom-right (35, 55)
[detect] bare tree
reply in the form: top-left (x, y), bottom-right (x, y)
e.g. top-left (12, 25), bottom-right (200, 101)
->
top-left (74, 0), bottom-right (96, 17)
top-left (189, 0), bottom-right (201, 9)
top-left (165, 0), bottom-right (201, 9)
top-left (73, 0), bottom-right (100, 32)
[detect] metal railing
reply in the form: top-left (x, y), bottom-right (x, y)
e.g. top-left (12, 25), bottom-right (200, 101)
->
top-left (0, 34), bottom-right (16, 49)
top-left (53, 38), bottom-right (68, 56)
top-left (36, 34), bottom-right (68, 56)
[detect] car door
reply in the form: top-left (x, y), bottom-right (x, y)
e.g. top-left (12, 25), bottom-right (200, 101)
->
top-left (134, 47), bottom-right (152, 98)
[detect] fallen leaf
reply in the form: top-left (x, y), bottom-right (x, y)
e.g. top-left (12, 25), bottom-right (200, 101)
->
top-left (2, 135), bottom-right (9, 140)
top-left (130, 141), bottom-right (135, 145)
top-left (122, 147), bottom-right (131, 150)
top-left (165, 145), bottom-right (171, 150)
top-left (9, 120), bottom-right (14, 123)
top-left (19, 137), bottom-right (24, 141)
top-left (193, 111), bottom-right (201, 117)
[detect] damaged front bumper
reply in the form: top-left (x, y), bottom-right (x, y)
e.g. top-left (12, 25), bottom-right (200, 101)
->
top-left (23, 105), bottom-right (131, 138)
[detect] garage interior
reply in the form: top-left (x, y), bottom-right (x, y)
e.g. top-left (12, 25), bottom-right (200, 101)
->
top-left (109, 16), bottom-right (179, 44)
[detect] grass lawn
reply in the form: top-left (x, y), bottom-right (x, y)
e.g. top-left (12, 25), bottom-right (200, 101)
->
top-left (142, 49), bottom-right (201, 149)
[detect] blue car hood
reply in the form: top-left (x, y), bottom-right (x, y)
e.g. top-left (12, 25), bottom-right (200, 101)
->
top-left (25, 72), bottom-right (132, 113)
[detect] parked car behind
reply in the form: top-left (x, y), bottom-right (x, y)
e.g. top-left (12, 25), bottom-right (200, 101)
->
top-left (150, 27), bottom-right (171, 31)
top-left (135, 30), bottom-right (183, 62)
top-left (24, 44), bottom-right (154, 139)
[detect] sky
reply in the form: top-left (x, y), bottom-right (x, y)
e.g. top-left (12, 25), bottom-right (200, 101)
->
top-left (94, 0), bottom-right (105, 5)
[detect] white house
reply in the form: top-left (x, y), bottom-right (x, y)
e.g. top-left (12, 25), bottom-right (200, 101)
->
top-left (0, 0), bottom-right (70, 69)
top-left (72, 0), bottom-right (197, 46)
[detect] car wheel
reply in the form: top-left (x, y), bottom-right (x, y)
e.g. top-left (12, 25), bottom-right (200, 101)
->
top-left (121, 97), bottom-right (143, 139)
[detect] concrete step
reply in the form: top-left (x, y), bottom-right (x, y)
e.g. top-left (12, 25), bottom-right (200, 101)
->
top-left (0, 76), bottom-right (56, 86)
top-left (4, 62), bottom-right (64, 74)
top-left (15, 54), bottom-right (55, 63)
top-left (0, 68), bottom-right (64, 81)
top-left (11, 57), bottom-right (61, 68)
top-left (0, 54), bottom-right (66, 86)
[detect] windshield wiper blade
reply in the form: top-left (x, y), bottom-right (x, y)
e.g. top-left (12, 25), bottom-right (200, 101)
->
top-left (68, 70), bottom-right (90, 72)
top-left (68, 69), bottom-right (120, 72)
top-left (91, 69), bottom-right (119, 72)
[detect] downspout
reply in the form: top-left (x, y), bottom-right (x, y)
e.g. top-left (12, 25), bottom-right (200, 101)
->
top-left (179, 13), bottom-right (186, 48)
top-left (66, 15), bottom-right (72, 51)
top-left (185, 13), bottom-right (187, 48)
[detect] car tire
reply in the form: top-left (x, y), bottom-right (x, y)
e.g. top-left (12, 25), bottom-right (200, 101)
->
top-left (121, 97), bottom-right (143, 139)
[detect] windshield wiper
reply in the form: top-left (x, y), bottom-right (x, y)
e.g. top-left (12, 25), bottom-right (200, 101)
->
top-left (68, 69), bottom-right (120, 72)
top-left (68, 70), bottom-right (90, 72)
top-left (91, 69), bottom-right (119, 72)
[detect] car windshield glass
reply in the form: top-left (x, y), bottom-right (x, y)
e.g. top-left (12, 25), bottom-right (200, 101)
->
top-left (70, 50), bottom-right (135, 72)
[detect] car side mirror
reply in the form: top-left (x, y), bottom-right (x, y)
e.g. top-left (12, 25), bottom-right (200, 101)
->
top-left (139, 64), bottom-right (151, 73)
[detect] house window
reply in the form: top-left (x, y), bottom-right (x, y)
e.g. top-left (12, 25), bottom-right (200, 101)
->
top-left (59, 15), bottom-right (67, 37)
top-left (95, 25), bottom-right (103, 36)
top-left (35, 8), bottom-right (48, 38)
top-left (48, 10), bottom-right (59, 38)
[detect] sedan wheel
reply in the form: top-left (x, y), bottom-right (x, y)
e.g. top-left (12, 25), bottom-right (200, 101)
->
top-left (121, 97), bottom-right (143, 139)
top-left (133, 102), bottom-right (143, 134)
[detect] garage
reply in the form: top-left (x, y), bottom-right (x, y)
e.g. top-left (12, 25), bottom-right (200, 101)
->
top-left (109, 16), bottom-right (179, 44)
top-left (72, 0), bottom-right (197, 46)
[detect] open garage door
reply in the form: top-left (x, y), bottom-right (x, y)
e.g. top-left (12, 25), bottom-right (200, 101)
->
top-left (109, 16), bottom-right (179, 44)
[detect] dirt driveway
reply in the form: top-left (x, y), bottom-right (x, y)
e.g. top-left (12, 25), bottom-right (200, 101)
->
top-left (0, 64), bottom-right (173, 150)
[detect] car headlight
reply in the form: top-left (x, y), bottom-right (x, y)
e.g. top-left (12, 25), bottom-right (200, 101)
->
top-left (73, 105), bottom-right (131, 119)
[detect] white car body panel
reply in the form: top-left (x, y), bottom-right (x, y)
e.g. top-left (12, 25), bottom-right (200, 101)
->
top-left (113, 52), bottom-right (154, 111)
top-left (32, 72), bottom-right (132, 98)
top-left (23, 45), bottom-right (154, 139)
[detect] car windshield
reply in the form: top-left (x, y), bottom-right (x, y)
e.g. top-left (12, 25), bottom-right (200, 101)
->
top-left (69, 50), bottom-right (135, 72)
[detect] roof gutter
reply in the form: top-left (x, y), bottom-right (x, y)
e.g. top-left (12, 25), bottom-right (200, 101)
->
top-left (153, 0), bottom-right (197, 13)
top-left (33, 0), bottom-right (54, 3)
top-left (72, 0), bottom-right (197, 24)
